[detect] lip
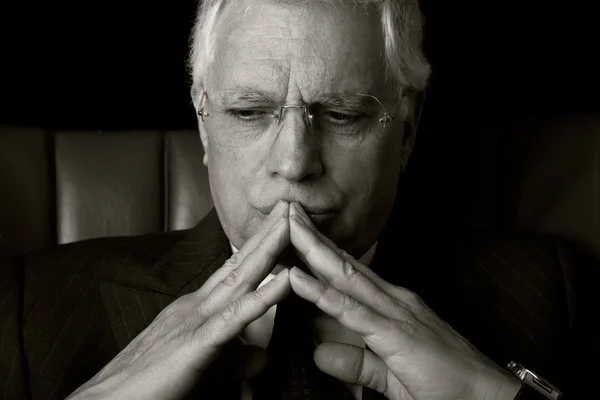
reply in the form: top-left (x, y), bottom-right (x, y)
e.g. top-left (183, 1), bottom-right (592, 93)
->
top-left (255, 207), bottom-right (336, 223)
top-left (256, 203), bottom-right (335, 217)
top-left (306, 212), bottom-right (335, 223)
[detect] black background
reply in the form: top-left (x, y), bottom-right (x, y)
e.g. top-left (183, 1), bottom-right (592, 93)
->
top-left (1, 0), bottom-right (598, 130)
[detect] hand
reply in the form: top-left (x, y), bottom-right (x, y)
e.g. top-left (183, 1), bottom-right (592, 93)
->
top-left (67, 201), bottom-right (292, 400)
top-left (287, 202), bottom-right (521, 400)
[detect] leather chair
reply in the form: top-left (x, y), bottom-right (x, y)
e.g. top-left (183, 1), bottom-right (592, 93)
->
top-left (1, 114), bottom-right (599, 268)
top-left (0, 128), bottom-right (213, 258)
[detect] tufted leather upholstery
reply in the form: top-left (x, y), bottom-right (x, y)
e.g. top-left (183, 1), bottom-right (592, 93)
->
top-left (0, 128), bottom-right (212, 258)
top-left (1, 114), bottom-right (599, 264)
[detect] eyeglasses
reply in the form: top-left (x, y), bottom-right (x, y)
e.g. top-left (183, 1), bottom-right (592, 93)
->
top-left (197, 90), bottom-right (400, 152)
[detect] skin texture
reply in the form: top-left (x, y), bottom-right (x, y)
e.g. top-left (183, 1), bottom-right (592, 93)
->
top-left (67, 202), bottom-right (294, 400)
top-left (286, 202), bottom-right (522, 400)
top-left (66, 3), bottom-right (522, 400)
top-left (196, 0), bottom-right (419, 263)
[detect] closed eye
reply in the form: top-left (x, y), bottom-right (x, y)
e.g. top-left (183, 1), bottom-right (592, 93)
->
top-left (228, 109), bottom-right (267, 122)
top-left (321, 110), bottom-right (362, 125)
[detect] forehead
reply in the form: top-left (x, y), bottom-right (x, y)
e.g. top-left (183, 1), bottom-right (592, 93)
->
top-left (208, 0), bottom-right (389, 100)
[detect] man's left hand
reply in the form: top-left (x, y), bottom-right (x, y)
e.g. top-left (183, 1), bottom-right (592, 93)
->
top-left (287, 202), bottom-right (521, 400)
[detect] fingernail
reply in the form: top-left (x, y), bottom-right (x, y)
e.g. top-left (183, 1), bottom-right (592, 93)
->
top-left (275, 268), bottom-right (289, 281)
top-left (274, 200), bottom-right (285, 213)
top-left (290, 266), bottom-right (307, 279)
top-left (293, 202), bottom-right (306, 215)
top-left (293, 202), bottom-right (304, 217)
top-left (272, 215), bottom-right (286, 229)
top-left (292, 213), bottom-right (306, 225)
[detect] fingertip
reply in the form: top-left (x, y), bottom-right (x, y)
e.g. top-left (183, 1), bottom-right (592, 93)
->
top-left (271, 268), bottom-right (292, 297)
top-left (314, 341), bottom-right (337, 365)
top-left (313, 342), bottom-right (348, 378)
top-left (289, 267), bottom-right (323, 301)
top-left (274, 199), bottom-right (285, 212)
top-left (288, 267), bottom-right (305, 294)
top-left (290, 266), bottom-right (308, 279)
top-left (313, 342), bottom-right (368, 386)
top-left (289, 266), bottom-right (308, 289)
top-left (274, 267), bottom-right (290, 281)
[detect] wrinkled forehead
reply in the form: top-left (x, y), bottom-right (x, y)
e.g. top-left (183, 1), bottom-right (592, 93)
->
top-left (207, 0), bottom-right (390, 102)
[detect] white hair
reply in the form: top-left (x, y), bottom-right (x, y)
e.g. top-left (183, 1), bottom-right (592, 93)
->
top-left (188, 0), bottom-right (431, 97)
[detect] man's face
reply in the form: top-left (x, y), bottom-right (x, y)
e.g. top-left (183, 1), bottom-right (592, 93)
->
top-left (198, 0), bottom-right (416, 259)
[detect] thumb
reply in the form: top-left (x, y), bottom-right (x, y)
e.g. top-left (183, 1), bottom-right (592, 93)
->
top-left (314, 342), bottom-right (388, 395)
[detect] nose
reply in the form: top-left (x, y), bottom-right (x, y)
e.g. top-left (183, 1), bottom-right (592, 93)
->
top-left (266, 109), bottom-right (324, 182)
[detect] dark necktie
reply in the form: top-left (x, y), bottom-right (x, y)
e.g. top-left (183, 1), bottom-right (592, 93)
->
top-left (252, 293), bottom-right (353, 400)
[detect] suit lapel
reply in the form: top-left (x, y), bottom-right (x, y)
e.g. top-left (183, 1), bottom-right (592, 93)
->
top-left (100, 209), bottom-right (230, 351)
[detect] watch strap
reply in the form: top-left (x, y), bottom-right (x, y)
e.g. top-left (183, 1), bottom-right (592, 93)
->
top-left (507, 361), bottom-right (563, 400)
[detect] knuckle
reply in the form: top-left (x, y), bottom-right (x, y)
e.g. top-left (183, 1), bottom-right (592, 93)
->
top-left (342, 260), bottom-right (370, 290)
top-left (341, 294), bottom-right (358, 311)
top-left (341, 259), bottom-right (358, 278)
top-left (315, 285), bottom-right (338, 312)
top-left (336, 246), bottom-right (348, 258)
top-left (222, 267), bottom-right (243, 288)
top-left (331, 259), bottom-right (359, 288)
top-left (158, 301), bottom-right (182, 321)
top-left (338, 293), bottom-right (361, 319)
top-left (393, 311), bottom-right (420, 336)
top-left (228, 251), bottom-right (244, 265)
top-left (220, 300), bottom-right (244, 323)
top-left (356, 355), bottom-right (384, 394)
top-left (195, 300), bottom-right (214, 321)
top-left (353, 350), bottom-right (368, 383)
top-left (403, 289), bottom-right (423, 306)
top-left (373, 290), bottom-right (395, 310)
top-left (390, 286), bottom-right (423, 312)
top-left (246, 289), bottom-right (269, 311)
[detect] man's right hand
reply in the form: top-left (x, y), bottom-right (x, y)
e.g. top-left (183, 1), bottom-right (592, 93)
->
top-left (66, 201), bottom-right (291, 400)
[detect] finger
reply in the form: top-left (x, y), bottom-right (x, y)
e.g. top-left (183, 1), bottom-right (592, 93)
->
top-left (290, 267), bottom-right (412, 360)
top-left (289, 214), bottom-right (403, 318)
top-left (314, 342), bottom-right (387, 395)
top-left (195, 201), bottom-right (289, 298)
top-left (198, 268), bottom-right (291, 349)
top-left (202, 213), bottom-right (289, 314)
top-left (288, 202), bottom-right (328, 282)
top-left (289, 267), bottom-right (390, 337)
top-left (290, 202), bottom-right (396, 295)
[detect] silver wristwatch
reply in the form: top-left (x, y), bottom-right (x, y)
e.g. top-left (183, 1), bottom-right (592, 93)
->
top-left (507, 361), bottom-right (564, 399)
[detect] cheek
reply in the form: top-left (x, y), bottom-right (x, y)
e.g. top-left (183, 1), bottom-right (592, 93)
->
top-left (209, 143), bottom-right (247, 194)
top-left (334, 137), bottom-right (402, 207)
top-left (206, 141), bottom-right (263, 243)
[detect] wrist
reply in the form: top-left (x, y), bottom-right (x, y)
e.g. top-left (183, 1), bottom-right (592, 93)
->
top-left (474, 368), bottom-right (522, 400)
top-left (493, 372), bottom-right (522, 400)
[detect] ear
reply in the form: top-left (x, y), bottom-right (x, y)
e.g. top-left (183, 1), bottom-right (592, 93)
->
top-left (400, 90), bottom-right (426, 170)
top-left (191, 86), bottom-right (210, 166)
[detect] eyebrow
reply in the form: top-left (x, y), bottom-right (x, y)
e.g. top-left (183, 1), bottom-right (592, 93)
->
top-left (217, 87), bottom-right (279, 107)
top-left (215, 87), bottom-right (382, 112)
top-left (311, 92), bottom-right (381, 112)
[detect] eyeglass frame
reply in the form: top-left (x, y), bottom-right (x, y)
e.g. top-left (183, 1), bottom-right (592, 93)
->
top-left (196, 91), bottom-right (398, 129)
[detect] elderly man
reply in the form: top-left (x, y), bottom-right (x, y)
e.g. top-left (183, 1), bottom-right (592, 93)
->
top-left (1, 0), bottom-right (587, 399)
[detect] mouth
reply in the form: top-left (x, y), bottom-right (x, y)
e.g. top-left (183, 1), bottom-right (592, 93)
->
top-left (307, 212), bottom-right (335, 224)
top-left (256, 203), bottom-right (336, 218)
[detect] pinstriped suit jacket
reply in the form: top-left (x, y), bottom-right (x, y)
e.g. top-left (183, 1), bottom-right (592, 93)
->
top-left (0, 209), bottom-right (595, 399)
